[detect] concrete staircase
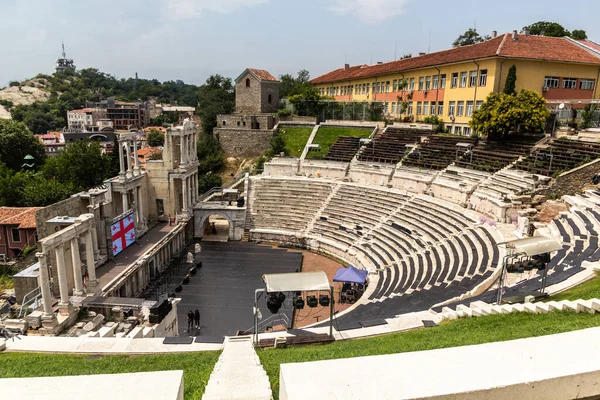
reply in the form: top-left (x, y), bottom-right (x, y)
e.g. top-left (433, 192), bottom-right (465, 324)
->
top-left (203, 336), bottom-right (272, 400)
top-left (438, 298), bottom-right (600, 320)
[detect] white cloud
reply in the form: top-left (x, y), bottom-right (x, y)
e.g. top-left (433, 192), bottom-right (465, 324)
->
top-left (328, 0), bottom-right (410, 24)
top-left (167, 0), bottom-right (269, 20)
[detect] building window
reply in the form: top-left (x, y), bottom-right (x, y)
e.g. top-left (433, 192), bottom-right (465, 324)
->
top-left (418, 77), bottom-right (424, 91)
top-left (457, 101), bottom-right (465, 116)
top-left (479, 69), bottom-right (488, 86)
top-left (469, 71), bottom-right (477, 87)
top-left (423, 102), bottom-right (429, 115)
top-left (562, 78), bottom-right (577, 89)
top-left (156, 199), bottom-right (164, 216)
top-left (366, 84), bottom-right (370, 94)
top-left (581, 79), bottom-right (595, 90)
top-left (440, 74), bottom-right (447, 89)
top-left (437, 102), bottom-right (444, 115)
top-left (11, 228), bottom-right (20, 243)
top-left (464, 127), bottom-right (471, 136)
top-left (391, 102), bottom-right (396, 114)
top-left (430, 101), bottom-right (436, 115)
top-left (448, 101), bottom-right (456, 116)
top-left (393, 80), bottom-right (398, 91)
top-left (268, 94), bottom-right (272, 103)
top-left (451, 73), bottom-right (458, 88)
top-left (409, 78), bottom-right (415, 90)
top-left (416, 102), bottom-right (422, 115)
top-left (460, 72), bottom-right (467, 88)
top-left (466, 101), bottom-right (474, 117)
top-left (222, 120), bottom-right (226, 126)
top-left (455, 126), bottom-right (463, 135)
top-left (544, 76), bottom-right (560, 89)
top-left (386, 81), bottom-right (390, 93)
top-left (425, 76), bottom-right (431, 90)
top-left (246, 78), bottom-right (250, 87)
top-left (384, 102), bottom-right (389, 113)
top-left (408, 102), bottom-right (413, 115)
top-left (433, 75), bottom-right (439, 89)
top-left (476, 100), bottom-right (484, 110)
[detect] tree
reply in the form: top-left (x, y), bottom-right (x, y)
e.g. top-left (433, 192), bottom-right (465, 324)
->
top-left (470, 90), bottom-right (550, 140)
top-left (0, 119), bottom-right (45, 171)
top-left (196, 133), bottom-right (224, 175)
top-left (572, 30), bottom-right (588, 40)
top-left (147, 128), bottom-right (165, 147)
top-left (453, 28), bottom-right (490, 47)
top-left (269, 134), bottom-right (287, 156)
top-left (524, 21), bottom-right (570, 37)
top-left (278, 70), bottom-right (313, 98)
top-left (580, 104), bottom-right (597, 129)
top-left (196, 74), bottom-right (235, 135)
top-left (42, 139), bottom-right (111, 190)
top-left (503, 65), bottom-right (517, 95)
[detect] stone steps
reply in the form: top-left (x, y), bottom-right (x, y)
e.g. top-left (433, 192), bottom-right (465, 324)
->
top-left (202, 336), bottom-right (272, 400)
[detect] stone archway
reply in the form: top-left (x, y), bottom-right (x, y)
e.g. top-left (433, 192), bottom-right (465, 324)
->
top-left (194, 206), bottom-right (245, 241)
top-left (199, 213), bottom-right (234, 241)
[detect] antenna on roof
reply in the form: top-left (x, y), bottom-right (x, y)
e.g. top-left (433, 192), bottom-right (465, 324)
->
top-left (61, 39), bottom-right (66, 59)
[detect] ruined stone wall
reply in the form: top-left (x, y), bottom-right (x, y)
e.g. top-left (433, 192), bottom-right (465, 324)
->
top-left (260, 81), bottom-right (279, 113)
top-left (535, 159), bottom-right (600, 198)
top-left (217, 114), bottom-right (275, 130)
top-left (35, 196), bottom-right (89, 240)
top-left (214, 128), bottom-right (275, 158)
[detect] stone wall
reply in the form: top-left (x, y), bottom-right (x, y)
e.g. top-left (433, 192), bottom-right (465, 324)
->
top-left (217, 114), bottom-right (275, 130)
top-left (235, 71), bottom-right (280, 114)
top-left (278, 116), bottom-right (317, 124)
top-left (536, 159), bottom-right (600, 198)
top-left (215, 128), bottom-right (275, 158)
top-left (35, 197), bottom-right (89, 240)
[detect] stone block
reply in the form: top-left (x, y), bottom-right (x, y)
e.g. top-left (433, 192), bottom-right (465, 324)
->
top-left (83, 314), bottom-right (104, 332)
top-left (26, 311), bottom-right (43, 329)
top-left (98, 326), bottom-right (115, 338)
top-left (523, 303), bottom-right (538, 314)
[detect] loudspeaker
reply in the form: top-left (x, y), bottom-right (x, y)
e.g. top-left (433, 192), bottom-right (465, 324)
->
top-left (307, 295), bottom-right (318, 308)
top-left (319, 295), bottom-right (330, 307)
top-left (294, 297), bottom-right (305, 309)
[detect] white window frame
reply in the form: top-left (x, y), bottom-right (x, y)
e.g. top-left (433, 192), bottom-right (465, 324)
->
top-left (391, 102), bottom-right (396, 114)
top-left (433, 75), bottom-right (439, 89)
top-left (430, 101), bottom-right (436, 115)
top-left (448, 101), bottom-right (456, 116)
top-left (469, 71), bottom-right (477, 87)
top-left (544, 76), bottom-right (559, 89)
top-left (425, 76), bottom-right (431, 90)
top-left (460, 72), bottom-right (467, 88)
top-left (408, 102), bottom-right (413, 115)
top-left (451, 73), bottom-right (458, 88)
top-left (562, 78), bottom-right (577, 89)
top-left (409, 78), bottom-right (415, 90)
top-left (440, 74), bottom-right (446, 89)
top-left (416, 102), bottom-right (422, 115)
top-left (386, 81), bottom-right (390, 93)
top-left (457, 101), bottom-right (465, 116)
top-left (423, 102), bottom-right (429, 115)
top-left (476, 100), bottom-right (484, 110)
top-left (466, 101), bottom-right (474, 117)
top-left (418, 77), bottom-right (424, 91)
top-left (393, 80), bottom-right (398, 92)
top-left (438, 102), bottom-right (444, 115)
top-left (479, 69), bottom-right (488, 86)
top-left (581, 79), bottom-right (595, 90)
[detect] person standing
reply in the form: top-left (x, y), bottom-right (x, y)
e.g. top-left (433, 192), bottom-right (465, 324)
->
top-left (187, 310), bottom-right (193, 332)
top-left (194, 309), bottom-right (200, 330)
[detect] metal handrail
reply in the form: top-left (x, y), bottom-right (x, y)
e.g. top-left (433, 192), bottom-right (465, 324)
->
top-left (18, 283), bottom-right (53, 318)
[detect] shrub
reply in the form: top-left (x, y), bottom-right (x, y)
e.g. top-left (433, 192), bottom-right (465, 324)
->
top-left (277, 108), bottom-right (292, 117)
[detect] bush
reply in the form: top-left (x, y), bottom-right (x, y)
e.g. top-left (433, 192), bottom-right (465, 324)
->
top-left (269, 134), bottom-right (287, 156)
top-left (9, 81), bottom-right (20, 87)
top-left (277, 108), bottom-right (292, 117)
top-left (198, 173), bottom-right (222, 194)
top-left (255, 155), bottom-right (268, 171)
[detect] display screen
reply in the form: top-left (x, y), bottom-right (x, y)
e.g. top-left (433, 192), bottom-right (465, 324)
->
top-left (111, 213), bottom-right (135, 256)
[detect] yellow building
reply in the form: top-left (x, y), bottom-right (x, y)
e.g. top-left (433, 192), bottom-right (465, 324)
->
top-left (310, 32), bottom-right (600, 135)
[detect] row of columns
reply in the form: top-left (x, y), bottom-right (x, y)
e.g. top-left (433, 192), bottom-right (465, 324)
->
top-left (119, 137), bottom-right (141, 181)
top-left (179, 131), bottom-right (198, 167)
top-left (181, 173), bottom-right (198, 215)
top-left (121, 187), bottom-right (145, 228)
top-left (38, 228), bottom-right (99, 319)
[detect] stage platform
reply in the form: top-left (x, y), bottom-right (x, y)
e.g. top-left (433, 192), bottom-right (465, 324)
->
top-left (173, 242), bottom-right (302, 336)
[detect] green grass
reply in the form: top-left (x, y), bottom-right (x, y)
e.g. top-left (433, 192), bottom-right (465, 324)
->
top-left (258, 311), bottom-right (600, 397)
top-left (278, 127), bottom-right (313, 158)
top-left (0, 351), bottom-right (221, 399)
top-left (547, 273), bottom-right (600, 302)
top-left (305, 126), bottom-right (372, 159)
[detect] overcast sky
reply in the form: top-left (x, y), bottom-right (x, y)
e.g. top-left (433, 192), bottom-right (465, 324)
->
top-left (2, 0), bottom-right (600, 86)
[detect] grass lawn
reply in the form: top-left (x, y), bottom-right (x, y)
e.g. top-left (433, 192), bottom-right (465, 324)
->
top-left (259, 312), bottom-right (600, 397)
top-left (0, 351), bottom-right (221, 399)
top-left (305, 126), bottom-right (372, 159)
top-left (278, 127), bottom-right (313, 158)
top-left (547, 273), bottom-right (600, 302)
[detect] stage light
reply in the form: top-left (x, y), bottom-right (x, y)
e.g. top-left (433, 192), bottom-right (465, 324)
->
top-left (294, 297), bottom-right (305, 309)
top-left (175, 284), bottom-right (183, 292)
top-left (319, 295), bottom-right (330, 307)
top-left (182, 274), bottom-right (190, 284)
top-left (196, 262), bottom-right (203, 269)
top-left (266, 292), bottom-right (286, 314)
top-left (189, 267), bottom-right (197, 275)
top-left (307, 295), bottom-right (318, 308)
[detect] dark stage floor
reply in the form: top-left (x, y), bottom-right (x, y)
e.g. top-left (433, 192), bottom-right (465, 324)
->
top-left (173, 242), bottom-right (302, 337)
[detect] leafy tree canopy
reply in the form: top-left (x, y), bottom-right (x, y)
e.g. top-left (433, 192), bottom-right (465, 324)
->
top-left (453, 28), bottom-right (490, 47)
top-left (279, 69), bottom-right (312, 98)
top-left (469, 90), bottom-right (550, 140)
top-left (147, 128), bottom-right (165, 147)
top-left (196, 74), bottom-right (235, 135)
top-left (524, 21), bottom-right (570, 37)
top-left (0, 119), bottom-right (45, 171)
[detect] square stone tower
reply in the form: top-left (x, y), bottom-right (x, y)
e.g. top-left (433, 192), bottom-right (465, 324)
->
top-left (235, 68), bottom-right (280, 114)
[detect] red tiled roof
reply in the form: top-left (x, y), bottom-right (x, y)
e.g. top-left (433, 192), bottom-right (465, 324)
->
top-left (138, 147), bottom-right (162, 157)
top-left (310, 34), bottom-right (600, 84)
top-left (0, 207), bottom-right (41, 229)
top-left (248, 68), bottom-right (278, 82)
top-left (575, 39), bottom-right (600, 54)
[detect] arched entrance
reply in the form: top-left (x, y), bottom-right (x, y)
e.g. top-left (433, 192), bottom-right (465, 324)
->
top-left (200, 213), bottom-right (232, 242)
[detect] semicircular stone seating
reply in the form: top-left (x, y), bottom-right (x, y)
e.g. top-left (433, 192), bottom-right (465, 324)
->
top-left (247, 176), bottom-right (503, 324)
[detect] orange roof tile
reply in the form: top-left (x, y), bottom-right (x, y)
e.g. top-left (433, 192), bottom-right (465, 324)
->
top-left (137, 147), bottom-right (162, 157)
top-left (310, 34), bottom-right (600, 84)
top-left (248, 68), bottom-right (278, 82)
top-left (0, 207), bottom-right (41, 229)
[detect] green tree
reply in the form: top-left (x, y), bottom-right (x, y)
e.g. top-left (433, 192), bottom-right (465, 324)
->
top-left (0, 119), bottom-right (45, 171)
top-left (524, 21), bottom-right (570, 37)
top-left (452, 28), bottom-right (490, 47)
top-left (20, 174), bottom-right (77, 206)
top-left (196, 134), bottom-right (224, 175)
top-left (196, 74), bottom-right (235, 135)
top-left (197, 173), bottom-right (222, 194)
top-left (43, 139), bottom-right (110, 190)
top-left (279, 70), bottom-right (312, 99)
top-left (470, 90), bottom-right (550, 140)
top-left (580, 104), bottom-right (597, 129)
top-left (147, 128), bottom-right (165, 147)
top-left (503, 65), bottom-right (517, 95)
top-left (572, 30), bottom-right (588, 40)
top-left (269, 134), bottom-right (287, 156)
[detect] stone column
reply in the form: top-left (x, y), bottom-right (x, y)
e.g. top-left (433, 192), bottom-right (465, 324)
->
top-left (118, 140), bottom-right (126, 180)
top-left (125, 141), bottom-right (132, 178)
top-left (182, 177), bottom-right (188, 214)
top-left (180, 135), bottom-right (186, 167)
top-left (133, 187), bottom-right (140, 225)
top-left (122, 191), bottom-right (129, 213)
top-left (137, 186), bottom-right (144, 228)
top-left (91, 224), bottom-right (99, 261)
top-left (55, 245), bottom-right (69, 305)
top-left (37, 252), bottom-right (54, 317)
top-left (133, 138), bottom-right (140, 175)
top-left (71, 237), bottom-right (83, 296)
top-left (86, 230), bottom-right (98, 286)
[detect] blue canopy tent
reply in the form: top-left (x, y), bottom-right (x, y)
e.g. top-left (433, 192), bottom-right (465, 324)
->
top-left (333, 266), bottom-right (368, 284)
